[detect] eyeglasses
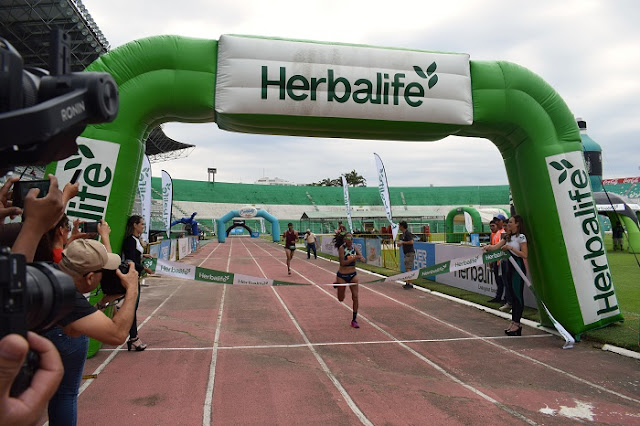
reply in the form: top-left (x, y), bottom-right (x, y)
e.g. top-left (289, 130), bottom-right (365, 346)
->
top-left (344, 236), bottom-right (352, 240)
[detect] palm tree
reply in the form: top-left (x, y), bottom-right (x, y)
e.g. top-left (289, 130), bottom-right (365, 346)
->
top-left (344, 170), bottom-right (366, 187)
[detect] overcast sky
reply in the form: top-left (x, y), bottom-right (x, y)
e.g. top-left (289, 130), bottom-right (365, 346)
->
top-left (81, 0), bottom-right (639, 186)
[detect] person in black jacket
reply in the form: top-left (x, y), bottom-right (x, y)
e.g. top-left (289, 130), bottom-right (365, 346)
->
top-left (121, 215), bottom-right (153, 351)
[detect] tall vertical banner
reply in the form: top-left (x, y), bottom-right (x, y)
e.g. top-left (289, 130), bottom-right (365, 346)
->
top-left (341, 175), bottom-right (354, 233)
top-left (463, 211), bottom-right (474, 233)
top-left (137, 155), bottom-right (152, 242)
top-left (161, 170), bottom-right (173, 238)
top-left (374, 153), bottom-right (399, 240)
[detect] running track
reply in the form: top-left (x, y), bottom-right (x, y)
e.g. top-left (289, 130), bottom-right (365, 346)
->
top-left (59, 238), bottom-right (639, 425)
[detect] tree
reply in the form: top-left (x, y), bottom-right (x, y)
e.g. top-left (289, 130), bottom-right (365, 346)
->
top-left (310, 170), bottom-right (366, 187)
top-left (344, 170), bottom-right (366, 187)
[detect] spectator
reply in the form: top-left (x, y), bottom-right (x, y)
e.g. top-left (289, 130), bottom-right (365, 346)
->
top-left (483, 215), bottom-right (528, 336)
top-left (43, 238), bottom-right (139, 425)
top-left (121, 215), bottom-right (153, 351)
top-left (493, 214), bottom-right (512, 312)
top-left (398, 221), bottom-right (415, 289)
top-left (612, 221), bottom-right (624, 251)
top-left (487, 220), bottom-right (506, 304)
top-left (336, 221), bottom-right (347, 233)
top-left (304, 229), bottom-right (317, 259)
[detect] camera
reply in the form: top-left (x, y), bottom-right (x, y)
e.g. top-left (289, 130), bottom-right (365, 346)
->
top-left (11, 179), bottom-right (50, 209)
top-left (100, 261), bottom-right (133, 295)
top-left (0, 30), bottom-right (118, 173)
top-left (0, 248), bottom-right (76, 396)
top-left (79, 221), bottom-right (99, 233)
top-left (0, 29), bottom-right (120, 396)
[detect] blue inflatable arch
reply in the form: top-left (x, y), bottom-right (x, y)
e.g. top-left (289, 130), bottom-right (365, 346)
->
top-left (217, 209), bottom-right (280, 243)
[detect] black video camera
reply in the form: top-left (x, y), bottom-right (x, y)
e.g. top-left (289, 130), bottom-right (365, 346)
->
top-left (100, 260), bottom-right (134, 295)
top-left (0, 30), bottom-right (118, 173)
top-left (0, 248), bottom-right (76, 396)
top-left (0, 29), bottom-right (120, 396)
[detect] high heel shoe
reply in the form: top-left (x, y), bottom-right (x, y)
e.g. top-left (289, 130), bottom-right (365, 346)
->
top-left (505, 326), bottom-right (522, 336)
top-left (127, 336), bottom-right (147, 351)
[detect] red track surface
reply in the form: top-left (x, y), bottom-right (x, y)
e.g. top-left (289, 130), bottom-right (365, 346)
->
top-left (62, 238), bottom-right (639, 425)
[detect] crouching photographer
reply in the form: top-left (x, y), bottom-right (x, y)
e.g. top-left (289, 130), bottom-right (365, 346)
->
top-left (43, 239), bottom-right (138, 425)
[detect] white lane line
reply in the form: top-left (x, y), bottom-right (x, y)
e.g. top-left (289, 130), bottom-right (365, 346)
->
top-left (270, 242), bottom-right (640, 404)
top-left (202, 240), bottom-right (232, 426)
top-left (271, 288), bottom-right (373, 426)
top-left (363, 285), bottom-right (640, 405)
top-left (198, 241), bottom-right (222, 267)
top-left (248, 240), bottom-right (537, 424)
top-left (242, 239), bottom-right (372, 426)
top-left (225, 238), bottom-right (233, 272)
top-left (78, 282), bottom-right (184, 396)
top-left (202, 284), bottom-right (227, 426)
top-left (97, 334), bottom-right (552, 352)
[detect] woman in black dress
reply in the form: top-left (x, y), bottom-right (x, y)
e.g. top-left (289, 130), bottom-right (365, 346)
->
top-left (122, 215), bottom-right (153, 351)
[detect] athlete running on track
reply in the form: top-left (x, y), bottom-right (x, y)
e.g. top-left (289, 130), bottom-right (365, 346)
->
top-left (283, 222), bottom-right (298, 275)
top-left (333, 232), bottom-right (365, 328)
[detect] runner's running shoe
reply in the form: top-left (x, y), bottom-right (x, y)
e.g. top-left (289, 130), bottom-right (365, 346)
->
top-left (351, 320), bottom-right (360, 328)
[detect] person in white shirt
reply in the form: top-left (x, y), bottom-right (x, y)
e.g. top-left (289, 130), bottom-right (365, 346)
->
top-left (304, 229), bottom-right (317, 259)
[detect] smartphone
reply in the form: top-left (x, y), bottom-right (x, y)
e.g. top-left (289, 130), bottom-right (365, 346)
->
top-left (80, 221), bottom-right (99, 233)
top-left (70, 169), bottom-right (82, 184)
top-left (11, 180), bottom-right (50, 208)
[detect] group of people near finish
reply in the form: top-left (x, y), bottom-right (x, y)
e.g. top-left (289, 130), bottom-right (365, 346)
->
top-left (483, 214), bottom-right (528, 336)
top-left (284, 215), bottom-right (528, 336)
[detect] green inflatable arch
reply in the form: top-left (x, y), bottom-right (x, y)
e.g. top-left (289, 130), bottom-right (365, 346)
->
top-left (444, 206), bottom-right (510, 242)
top-left (445, 207), bottom-right (481, 243)
top-left (48, 34), bottom-right (622, 337)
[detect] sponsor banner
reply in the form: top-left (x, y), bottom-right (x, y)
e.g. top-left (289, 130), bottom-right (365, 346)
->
top-left (546, 152), bottom-right (620, 324)
top-left (319, 235), bottom-right (338, 257)
top-left (374, 153), bottom-right (399, 240)
top-left (341, 176), bottom-right (354, 233)
top-left (159, 240), bottom-right (171, 260)
top-left (216, 35), bottom-right (472, 125)
top-left (169, 239), bottom-right (177, 261)
top-left (144, 258), bottom-right (302, 286)
top-left (365, 238), bottom-right (382, 266)
top-left (195, 268), bottom-right (234, 284)
top-left (352, 237), bottom-right (365, 260)
top-left (601, 177), bottom-right (640, 185)
top-left (56, 137), bottom-right (120, 222)
top-left (233, 274), bottom-right (273, 286)
top-left (149, 243), bottom-right (161, 259)
top-left (155, 259), bottom-right (196, 280)
top-left (161, 170), bottom-right (173, 238)
top-left (138, 155), bottom-right (152, 242)
top-left (433, 244), bottom-right (537, 307)
top-left (238, 206), bottom-right (258, 218)
top-left (178, 237), bottom-right (190, 259)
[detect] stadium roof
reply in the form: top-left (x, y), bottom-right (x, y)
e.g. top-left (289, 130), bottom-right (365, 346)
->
top-left (0, 0), bottom-right (194, 162)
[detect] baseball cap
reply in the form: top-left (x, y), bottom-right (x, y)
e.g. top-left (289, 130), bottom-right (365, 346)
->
top-left (493, 214), bottom-right (507, 221)
top-left (59, 239), bottom-right (121, 276)
top-left (306, 229), bottom-right (311, 232)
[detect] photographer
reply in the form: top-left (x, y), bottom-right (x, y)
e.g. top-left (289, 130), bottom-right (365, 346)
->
top-left (0, 333), bottom-right (63, 426)
top-left (42, 239), bottom-right (138, 425)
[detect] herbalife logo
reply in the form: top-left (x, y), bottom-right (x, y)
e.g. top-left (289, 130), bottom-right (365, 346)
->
top-left (549, 159), bottom-right (574, 184)
top-left (547, 153), bottom-right (618, 317)
top-left (261, 62), bottom-right (439, 108)
top-left (63, 142), bottom-right (116, 222)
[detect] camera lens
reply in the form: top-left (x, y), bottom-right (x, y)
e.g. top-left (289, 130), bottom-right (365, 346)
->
top-left (24, 263), bottom-right (76, 332)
